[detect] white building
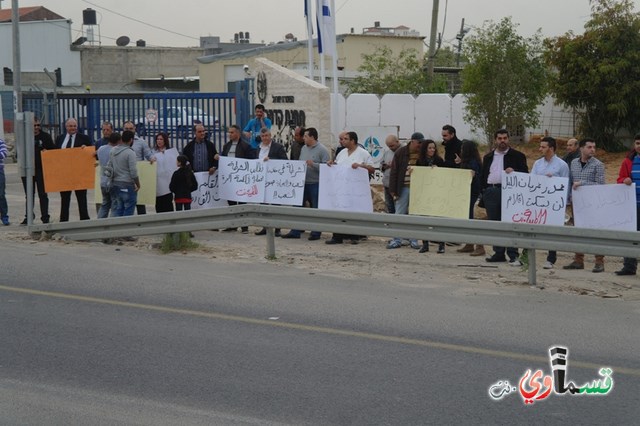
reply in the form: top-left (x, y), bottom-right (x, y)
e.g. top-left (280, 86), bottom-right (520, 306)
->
top-left (0, 6), bottom-right (81, 87)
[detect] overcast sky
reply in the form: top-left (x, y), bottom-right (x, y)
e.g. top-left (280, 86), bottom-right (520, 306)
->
top-left (13, 0), bottom-right (619, 48)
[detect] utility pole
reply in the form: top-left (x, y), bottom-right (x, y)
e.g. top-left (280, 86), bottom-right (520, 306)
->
top-left (12, 0), bottom-right (21, 119)
top-left (455, 18), bottom-right (468, 67)
top-left (426, 0), bottom-right (440, 81)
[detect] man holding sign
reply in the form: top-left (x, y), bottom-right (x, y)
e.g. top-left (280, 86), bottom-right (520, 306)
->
top-left (220, 125), bottom-right (254, 233)
top-left (481, 129), bottom-right (528, 264)
top-left (55, 118), bottom-right (93, 222)
top-left (324, 131), bottom-right (374, 245)
top-left (531, 137), bottom-right (569, 269)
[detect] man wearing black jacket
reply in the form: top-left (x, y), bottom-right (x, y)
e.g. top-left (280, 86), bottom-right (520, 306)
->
top-left (441, 124), bottom-right (462, 168)
top-left (182, 123), bottom-right (219, 175)
top-left (21, 119), bottom-right (56, 224)
top-left (481, 128), bottom-right (529, 263)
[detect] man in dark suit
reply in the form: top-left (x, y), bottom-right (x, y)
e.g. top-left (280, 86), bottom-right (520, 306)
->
top-left (220, 124), bottom-right (254, 233)
top-left (480, 128), bottom-right (529, 264)
top-left (55, 117), bottom-right (92, 221)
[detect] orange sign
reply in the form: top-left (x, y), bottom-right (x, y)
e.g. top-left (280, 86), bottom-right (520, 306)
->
top-left (42, 147), bottom-right (96, 192)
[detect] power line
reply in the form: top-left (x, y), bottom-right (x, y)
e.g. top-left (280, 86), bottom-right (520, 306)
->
top-left (81, 0), bottom-right (200, 41)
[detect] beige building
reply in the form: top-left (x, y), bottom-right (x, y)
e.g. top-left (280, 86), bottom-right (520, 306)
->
top-left (198, 34), bottom-right (424, 93)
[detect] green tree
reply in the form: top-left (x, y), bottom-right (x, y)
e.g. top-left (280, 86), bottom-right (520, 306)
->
top-left (345, 46), bottom-right (446, 95)
top-left (461, 17), bottom-right (547, 143)
top-left (544, 0), bottom-right (640, 151)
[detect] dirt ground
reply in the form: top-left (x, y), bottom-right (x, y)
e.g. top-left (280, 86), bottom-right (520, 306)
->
top-left (1, 138), bottom-right (638, 302)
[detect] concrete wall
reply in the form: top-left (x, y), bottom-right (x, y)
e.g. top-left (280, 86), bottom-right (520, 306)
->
top-left (78, 46), bottom-right (204, 91)
top-left (254, 58), bottom-right (332, 147)
top-left (0, 20), bottom-right (81, 86)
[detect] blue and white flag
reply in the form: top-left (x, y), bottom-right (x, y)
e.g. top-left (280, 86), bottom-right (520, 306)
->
top-left (315, 0), bottom-right (336, 57)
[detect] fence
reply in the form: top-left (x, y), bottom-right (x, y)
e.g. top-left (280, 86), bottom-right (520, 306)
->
top-left (27, 205), bottom-right (640, 287)
top-left (21, 92), bottom-right (236, 152)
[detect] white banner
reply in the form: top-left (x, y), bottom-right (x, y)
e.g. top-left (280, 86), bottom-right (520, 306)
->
top-left (501, 172), bottom-right (569, 225)
top-left (264, 160), bottom-right (307, 206)
top-left (318, 164), bottom-right (373, 213)
top-left (572, 183), bottom-right (637, 231)
top-left (191, 171), bottom-right (228, 210)
top-left (218, 157), bottom-right (266, 203)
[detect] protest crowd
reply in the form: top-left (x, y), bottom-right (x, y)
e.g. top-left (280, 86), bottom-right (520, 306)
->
top-left (1, 107), bottom-right (639, 279)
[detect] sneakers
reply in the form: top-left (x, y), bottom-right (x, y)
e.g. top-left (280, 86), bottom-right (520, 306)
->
top-left (410, 240), bottom-right (421, 250)
top-left (592, 264), bottom-right (604, 273)
top-left (386, 240), bottom-right (402, 249)
top-left (1, 216), bottom-right (9, 226)
top-left (325, 238), bottom-right (343, 245)
top-left (437, 243), bottom-right (445, 254)
top-left (509, 259), bottom-right (523, 267)
top-left (563, 262), bottom-right (584, 270)
top-left (419, 243), bottom-right (429, 253)
top-left (543, 261), bottom-right (554, 269)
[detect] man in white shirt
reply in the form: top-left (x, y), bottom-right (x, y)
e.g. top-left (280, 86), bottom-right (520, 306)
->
top-left (325, 131), bottom-right (374, 245)
top-left (531, 136), bottom-right (570, 269)
top-left (331, 131), bottom-right (375, 173)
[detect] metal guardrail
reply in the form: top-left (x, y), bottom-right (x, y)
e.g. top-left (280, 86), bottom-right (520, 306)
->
top-left (28, 205), bottom-right (640, 287)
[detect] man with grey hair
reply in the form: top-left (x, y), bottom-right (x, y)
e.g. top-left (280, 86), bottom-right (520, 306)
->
top-left (254, 127), bottom-right (288, 236)
top-left (386, 132), bottom-right (424, 249)
top-left (563, 138), bottom-right (580, 165)
top-left (55, 117), bottom-right (92, 221)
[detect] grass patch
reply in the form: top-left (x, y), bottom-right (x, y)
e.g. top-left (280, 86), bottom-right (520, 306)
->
top-left (160, 232), bottom-right (199, 253)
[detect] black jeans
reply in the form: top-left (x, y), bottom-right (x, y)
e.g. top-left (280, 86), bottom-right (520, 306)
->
top-left (483, 186), bottom-right (518, 260)
top-left (21, 174), bottom-right (49, 222)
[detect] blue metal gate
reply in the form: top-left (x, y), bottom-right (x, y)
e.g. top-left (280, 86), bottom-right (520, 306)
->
top-left (22, 92), bottom-right (237, 152)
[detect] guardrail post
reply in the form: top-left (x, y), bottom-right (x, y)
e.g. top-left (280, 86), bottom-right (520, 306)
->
top-left (266, 227), bottom-right (276, 259)
top-left (528, 250), bottom-right (537, 287)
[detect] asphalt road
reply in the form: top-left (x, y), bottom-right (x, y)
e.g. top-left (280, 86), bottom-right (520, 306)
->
top-left (1, 240), bottom-right (639, 425)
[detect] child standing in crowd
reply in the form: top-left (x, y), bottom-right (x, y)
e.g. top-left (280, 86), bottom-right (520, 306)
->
top-left (169, 155), bottom-right (198, 211)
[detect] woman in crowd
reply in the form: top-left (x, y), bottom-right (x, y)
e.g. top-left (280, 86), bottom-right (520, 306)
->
top-left (615, 134), bottom-right (640, 276)
top-left (153, 132), bottom-right (176, 213)
top-left (455, 139), bottom-right (485, 256)
top-left (416, 139), bottom-right (445, 254)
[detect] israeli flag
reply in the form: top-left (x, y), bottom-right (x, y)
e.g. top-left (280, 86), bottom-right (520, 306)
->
top-left (316, 0), bottom-right (336, 57)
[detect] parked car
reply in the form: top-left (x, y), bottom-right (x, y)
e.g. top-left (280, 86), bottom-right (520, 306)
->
top-left (135, 106), bottom-right (219, 138)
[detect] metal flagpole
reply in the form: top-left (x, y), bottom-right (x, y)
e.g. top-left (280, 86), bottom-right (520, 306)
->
top-left (305, 0), bottom-right (314, 80)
